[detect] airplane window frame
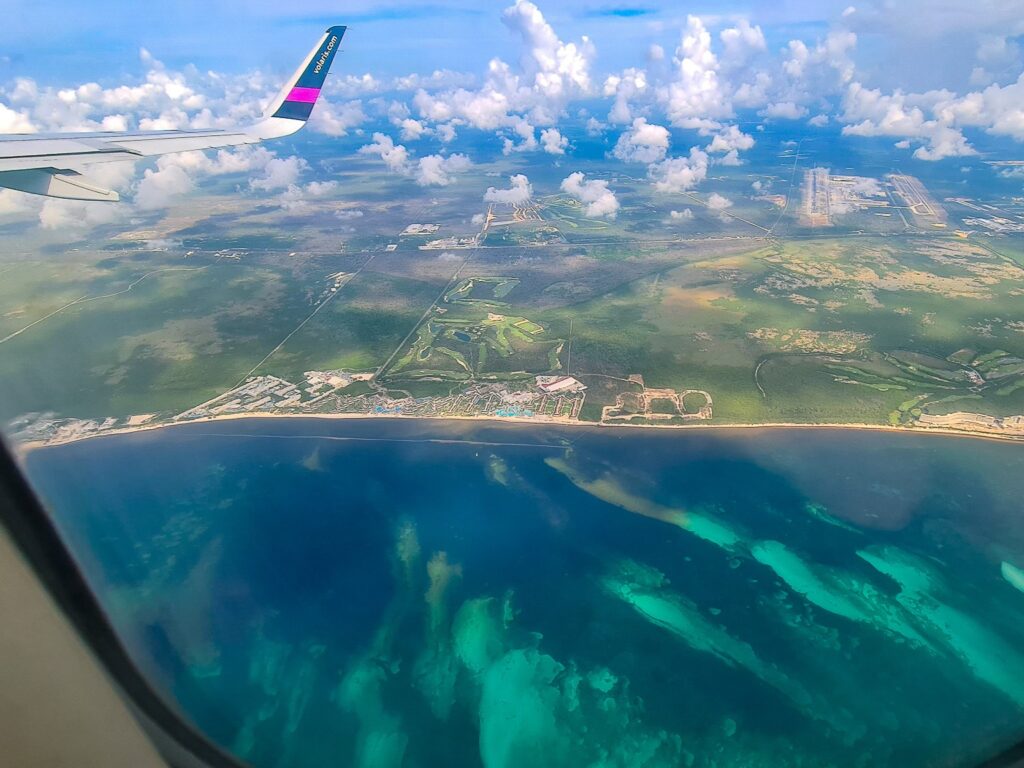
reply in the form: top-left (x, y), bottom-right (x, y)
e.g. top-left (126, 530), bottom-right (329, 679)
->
top-left (0, 434), bottom-right (248, 768)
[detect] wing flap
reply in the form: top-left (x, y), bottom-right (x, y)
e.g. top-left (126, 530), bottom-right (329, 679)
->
top-left (0, 169), bottom-right (119, 201)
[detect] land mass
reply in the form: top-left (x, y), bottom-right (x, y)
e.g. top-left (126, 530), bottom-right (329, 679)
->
top-left (4, 141), bottom-right (1024, 447)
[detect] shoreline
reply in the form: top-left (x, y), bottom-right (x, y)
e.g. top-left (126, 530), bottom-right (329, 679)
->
top-left (13, 410), bottom-right (1024, 457)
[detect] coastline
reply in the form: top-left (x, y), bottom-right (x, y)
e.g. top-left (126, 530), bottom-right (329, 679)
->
top-left (13, 409), bottom-right (1024, 458)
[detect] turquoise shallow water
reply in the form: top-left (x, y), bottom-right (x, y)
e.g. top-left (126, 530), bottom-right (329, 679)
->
top-left (22, 419), bottom-right (1024, 767)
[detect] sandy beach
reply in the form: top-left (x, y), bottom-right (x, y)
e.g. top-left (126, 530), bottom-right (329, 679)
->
top-left (13, 409), bottom-right (1024, 458)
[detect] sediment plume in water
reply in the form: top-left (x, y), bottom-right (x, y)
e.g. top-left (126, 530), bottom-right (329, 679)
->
top-left (545, 455), bottom-right (742, 551)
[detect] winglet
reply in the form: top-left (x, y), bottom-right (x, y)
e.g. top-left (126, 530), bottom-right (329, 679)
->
top-left (247, 25), bottom-right (346, 140)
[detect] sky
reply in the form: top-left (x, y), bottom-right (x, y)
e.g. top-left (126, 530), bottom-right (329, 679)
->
top-left (0, 0), bottom-right (1022, 228)
top-left (1, 0), bottom-right (1022, 89)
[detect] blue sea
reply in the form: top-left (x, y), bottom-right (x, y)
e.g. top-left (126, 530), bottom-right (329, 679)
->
top-left (22, 419), bottom-right (1024, 767)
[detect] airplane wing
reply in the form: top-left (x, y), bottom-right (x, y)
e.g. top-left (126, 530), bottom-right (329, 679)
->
top-left (0, 25), bottom-right (347, 202)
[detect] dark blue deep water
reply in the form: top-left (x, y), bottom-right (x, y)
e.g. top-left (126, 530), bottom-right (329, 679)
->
top-left (22, 419), bottom-right (1024, 768)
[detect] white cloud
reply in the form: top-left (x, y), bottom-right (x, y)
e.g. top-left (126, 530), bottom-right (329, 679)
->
top-left (8, 0), bottom-right (1024, 225)
top-left (101, 114), bottom-right (129, 131)
top-left (765, 26), bottom-right (859, 114)
top-left (358, 131), bottom-right (470, 186)
top-left (612, 117), bottom-right (671, 164)
top-left (484, 173), bottom-right (533, 204)
top-left (0, 189), bottom-right (36, 216)
top-left (732, 71), bottom-right (773, 109)
top-left (6, 49), bottom-right (230, 135)
top-left (670, 208), bottom-right (694, 220)
top-left (502, 0), bottom-right (594, 103)
top-left (308, 99), bottom-right (365, 136)
top-left (839, 82), bottom-right (977, 160)
top-left (301, 180), bottom-right (337, 196)
top-left (39, 198), bottom-right (127, 231)
top-left (662, 15), bottom-right (732, 128)
top-left (0, 41), bottom-right (359, 148)
top-left (391, 70), bottom-right (477, 93)
top-left (910, 130), bottom-right (977, 161)
top-left (719, 20), bottom-right (767, 68)
top-left (278, 180), bottom-right (338, 211)
top-left (359, 132), bottom-right (412, 174)
top-left (976, 33), bottom-right (1022, 73)
top-left (133, 146), bottom-right (302, 209)
top-left (647, 147), bottom-right (709, 193)
top-left (435, 123), bottom-right (458, 143)
top-left (560, 172), bottom-right (619, 218)
top-left (933, 74), bottom-right (1024, 142)
top-left (34, 162), bottom-right (136, 230)
top-left (415, 153), bottom-right (471, 186)
top-left (413, 80), bottom-right (509, 131)
top-left (707, 193), bottom-right (733, 211)
top-left (412, 0), bottom-right (594, 145)
top-left (328, 73), bottom-right (382, 98)
top-left (135, 161), bottom-right (193, 209)
top-left (501, 115), bottom-right (538, 154)
top-left (782, 30), bottom-right (858, 91)
top-left (704, 123), bottom-right (753, 167)
top-left (540, 127), bottom-right (568, 154)
top-left (0, 102), bottom-right (35, 133)
top-left (759, 101), bottom-right (809, 120)
top-left (398, 118), bottom-right (428, 141)
top-left (603, 67), bottom-right (647, 124)
top-left (706, 125), bottom-right (755, 154)
top-left (969, 67), bottom-right (994, 88)
top-left (250, 155), bottom-right (308, 191)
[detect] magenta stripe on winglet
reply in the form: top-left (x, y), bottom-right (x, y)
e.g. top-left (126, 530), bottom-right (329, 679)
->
top-left (286, 86), bottom-right (321, 103)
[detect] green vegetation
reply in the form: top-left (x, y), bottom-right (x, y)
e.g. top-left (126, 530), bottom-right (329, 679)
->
top-left (0, 253), bottom-right (321, 419)
top-left (0, 251), bottom-right (439, 420)
top-left (261, 270), bottom-right (443, 382)
top-left (532, 234), bottom-right (1024, 425)
top-left (4, 157), bottom-right (1024, 433)
top-left (444, 277), bottom-right (521, 306)
top-left (539, 196), bottom-right (629, 244)
top-left (384, 276), bottom-right (563, 383)
top-left (482, 224), bottom-right (563, 247)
